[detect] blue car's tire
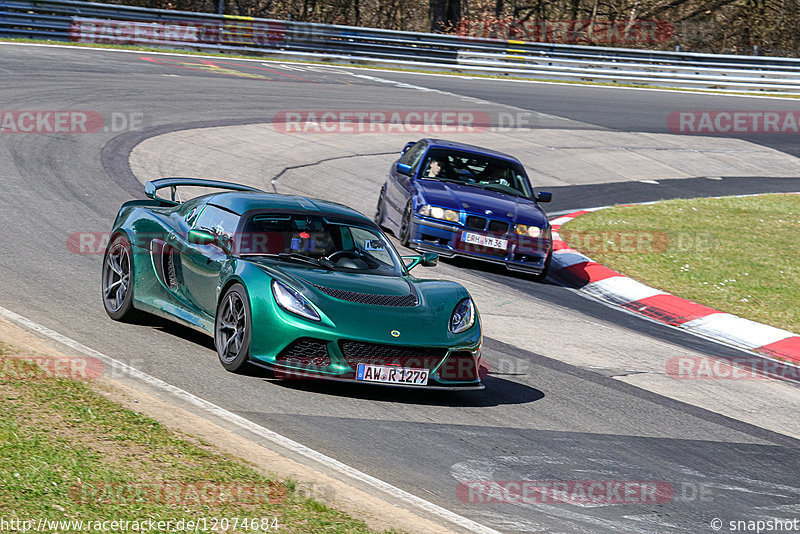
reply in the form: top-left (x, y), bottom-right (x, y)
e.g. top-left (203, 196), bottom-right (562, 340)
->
top-left (531, 250), bottom-right (552, 282)
top-left (102, 234), bottom-right (144, 323)
top-left (374, 186), bottom-right (387, 227)
top-left (399, 201), bottom-right (413, 247)
top-left (215, 284), bottom-right (252, 373)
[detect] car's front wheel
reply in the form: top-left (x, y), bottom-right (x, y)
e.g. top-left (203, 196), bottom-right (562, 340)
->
top-left (530, 251), bottom-right (552, 282)
top-left (215, 284), bottom-right (252, 372)
top-left (374, 186), bottom-right (387, 227)
top-left (399, 201), bottom-right (413, 247)
top-left (102, 234), bottom-right (143, 322)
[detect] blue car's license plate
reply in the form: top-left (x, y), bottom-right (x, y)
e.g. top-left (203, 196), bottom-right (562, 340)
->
top-left (461, 231), bottom-right (508, 250)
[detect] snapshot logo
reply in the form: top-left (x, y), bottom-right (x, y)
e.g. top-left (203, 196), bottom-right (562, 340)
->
top-left (272, 110), bottom-right (490, 134)
top-left (69, 481), bottom-right (285, 505)
top-left (456, 480), bottom-right (675, 504)
top-left (667, 356), bottom-right (800, 380)
top-left (455, 19), bottom-right (674, 44)
top-left (668, 111), bottom-right (800, 134)
top-left (0, 356), bottom-right (103, 380)
top-left (0, 111), bottom-right (143, 134)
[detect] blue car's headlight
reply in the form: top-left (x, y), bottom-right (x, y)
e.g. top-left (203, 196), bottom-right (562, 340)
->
top-left (418, 204), bottom-right (459, 222)
top-left (515, 224), bottom-right (542, 238)
top-left (450, 298), bottom-right (475, 334)
top-left (271, 280), bottom-right (320, 321)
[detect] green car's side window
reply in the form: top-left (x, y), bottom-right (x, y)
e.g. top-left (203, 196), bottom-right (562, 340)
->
top-left (193, 205), bottom-right (239, 241)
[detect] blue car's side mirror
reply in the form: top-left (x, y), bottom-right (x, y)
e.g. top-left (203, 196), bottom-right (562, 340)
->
top-left (536, 191), bottom-right (552, 203)
top-left (396, 162), bottom-right (413, 176)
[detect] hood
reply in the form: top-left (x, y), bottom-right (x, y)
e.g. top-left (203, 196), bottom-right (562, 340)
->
top-left (249, 260), bottom-right (414, 296)
top-left (417, 180), bottom-right (548, 227)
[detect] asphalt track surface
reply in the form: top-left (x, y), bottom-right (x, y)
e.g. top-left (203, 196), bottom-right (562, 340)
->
top-left (2, 44), bottom-right (800, 533)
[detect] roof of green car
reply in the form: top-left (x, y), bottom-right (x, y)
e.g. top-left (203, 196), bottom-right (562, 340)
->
top-left (207, 191), bottom-right (369, 219)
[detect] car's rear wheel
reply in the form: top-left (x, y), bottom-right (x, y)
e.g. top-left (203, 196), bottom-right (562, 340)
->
top-left (102, 234), bottom-right (143, 322)
top-left (374, 186), bottom-right (387, 227)
top-left (215, 284), bottom-right (252, 372)
top-left (399, 201), bottom-right (413, 247)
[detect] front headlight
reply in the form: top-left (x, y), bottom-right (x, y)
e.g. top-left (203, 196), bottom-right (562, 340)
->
top-left (450, 298), bottom-right (475, 334)
top-left (419, 204), bottom-right (459, 222)
top-left (271, 280), bottom-right (320, 321)
top-left (515, 224), bottom-right (542, 238)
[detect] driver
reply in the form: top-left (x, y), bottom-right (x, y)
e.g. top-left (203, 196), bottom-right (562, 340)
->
top-left (480, 165), bottom-right (510, 186)
top-left (424, 157), bottom-right (453, 179)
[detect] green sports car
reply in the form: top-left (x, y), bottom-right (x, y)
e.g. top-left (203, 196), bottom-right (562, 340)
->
top-left (102, 178), bottom-right (483, 389)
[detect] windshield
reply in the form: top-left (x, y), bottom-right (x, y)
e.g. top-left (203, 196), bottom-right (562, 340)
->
top-left (419, 149), bottom-right (533, 199)
top-left (238, 213), bottom-right (405, 276)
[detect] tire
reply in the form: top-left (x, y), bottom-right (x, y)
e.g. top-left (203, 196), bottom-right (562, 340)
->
top-left (530, 250), bottom-right (552, 282)
top-left (399, 201), bottom-right (413, 247)
top-left (102, 234), bottom-right (143, 322)
top-left (374, 186), bottom-right (387, 227)
top-left (215, 284), bottom-right (252, 372)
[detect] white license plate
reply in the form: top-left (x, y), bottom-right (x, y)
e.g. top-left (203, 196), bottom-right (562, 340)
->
top-left (461, 232), bottom-right (508, 250)
top-left (356, 363), bottom-right (429, 385)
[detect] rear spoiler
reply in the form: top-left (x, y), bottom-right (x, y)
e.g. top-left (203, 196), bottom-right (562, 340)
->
top-left (144, 177), bottom-right (264, 205)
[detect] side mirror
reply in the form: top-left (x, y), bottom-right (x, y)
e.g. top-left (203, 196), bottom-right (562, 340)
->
top-left (403, 252), bottom-right (439, 271)
top-left (401, 141), bottom-right (415, 155)
top-left (188, 229), bottom-right (231, 255)
top-left (396, 162), bottom-right (413, 176)
top-left (536, 191), bottom-right (552, 203)
top-left (188, 228), bottom-right (215, 246)
top-left (421, 252), bottom-right (439, 267)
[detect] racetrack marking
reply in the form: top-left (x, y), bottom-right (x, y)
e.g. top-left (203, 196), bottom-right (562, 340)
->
top-left (0, 305), bottom-right (501, 534)
top-left (4, 41), bottom-right (800, 101)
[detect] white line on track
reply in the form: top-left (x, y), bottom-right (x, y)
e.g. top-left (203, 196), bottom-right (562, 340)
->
top-left (0, 305), bottom-right (502, 534)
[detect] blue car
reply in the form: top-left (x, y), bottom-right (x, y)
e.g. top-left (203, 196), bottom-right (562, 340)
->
top-left (375, 139), bottom-right (553, 279)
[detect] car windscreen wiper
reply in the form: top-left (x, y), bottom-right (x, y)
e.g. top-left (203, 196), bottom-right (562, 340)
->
top-left (276, 253), bottom-right (336, 270)
top-left (240, 252), bottom-right (335, 270)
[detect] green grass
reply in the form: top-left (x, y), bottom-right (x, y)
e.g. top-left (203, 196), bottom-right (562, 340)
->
top-left (2, 37), bottom-right (799, 98)
top-left (560, 194), bottom-right (800, 334)
top-left (0, 345), bottom-right (391, 533)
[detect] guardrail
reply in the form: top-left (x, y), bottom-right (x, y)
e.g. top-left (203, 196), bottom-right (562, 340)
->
top-left (3, 0), bottom-right (800, 93)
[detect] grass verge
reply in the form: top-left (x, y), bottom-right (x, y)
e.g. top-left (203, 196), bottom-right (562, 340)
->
top-left (0, 342), bottom-right (391, 533)
top-left (2, 37), bottom-right (798, 98)
top-left (560, 194), bottom-right (800, 334)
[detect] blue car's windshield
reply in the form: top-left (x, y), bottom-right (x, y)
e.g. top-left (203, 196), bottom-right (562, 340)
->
top-left (238, 214), bottom-right (404, 276)
top-left (419, 149), bottom-right (533, 199)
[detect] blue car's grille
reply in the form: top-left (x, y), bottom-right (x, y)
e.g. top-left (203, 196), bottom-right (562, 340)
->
top-left (465, 216), bottom-right (487, 230)
top-left (339, 341), bottom-right (446, 371)
top-left (312, 284), bottom-right (418, 307)
top-left (465, 216), bottom-right (509, 235)
top-left (488, 220), bottom-right (509, 234)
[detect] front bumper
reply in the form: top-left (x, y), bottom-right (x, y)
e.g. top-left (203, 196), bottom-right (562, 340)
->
top-left (408, 215), bottom-right (551, 273)
top-left (250, 336), bottom-right (484, 390)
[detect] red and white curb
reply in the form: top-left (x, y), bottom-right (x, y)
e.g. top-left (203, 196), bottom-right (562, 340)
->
top-left (548, 198), bottom-right (800, 367)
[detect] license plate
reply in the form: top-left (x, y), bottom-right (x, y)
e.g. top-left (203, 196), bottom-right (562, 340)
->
top-left (356, 363), bottom-right (429, 385)
top-left (461, 232), bottom-right (508, 250)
